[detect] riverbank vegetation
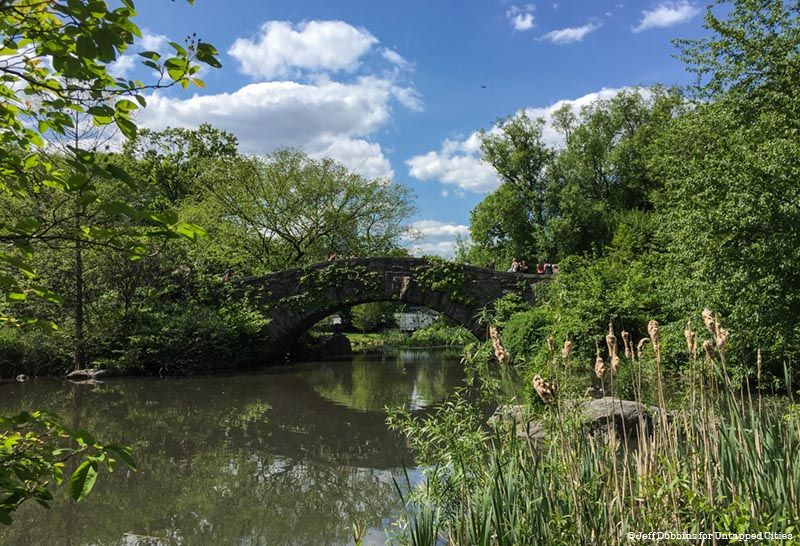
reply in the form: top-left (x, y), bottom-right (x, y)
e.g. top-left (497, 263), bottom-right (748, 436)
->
top-left (347, 321), bottom-right (474, 353)
top-left (389, 317), bottom-right (800, 544)
top-left (389, 1), bottom-right (800, 543)
top-left (0, 127), bottom-right (416, 377)
top-left (454, 0), bottom-right (800, 387)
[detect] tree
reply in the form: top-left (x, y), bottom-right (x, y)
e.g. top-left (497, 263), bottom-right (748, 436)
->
top-left (123, 124), bottom-right (240, 203)
top-left (652, 1), bottom-right (800, 357)
top-left (480, 113), bottom-right (555, 230)
top-left (468, 183), bottom-right (538, 266)
top-left (467, 89), bottom-right (680, 263)
top-left (0, 0), bottom-right (221, 522)
top-left (546, 88), bottom-right (682, 258)
top-left (0, 0), bottom-right (220, 326)
top-left (200, 149), bottom-right (415, 271)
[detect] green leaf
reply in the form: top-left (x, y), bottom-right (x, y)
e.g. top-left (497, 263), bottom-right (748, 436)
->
top-left (0, 509), bottom-right (12, 526)
top-left (115, 99), bottom-right (138, 113)
top-left (68, 460), bottom-right (98, 501)
top-left (176, 222), bottom-right (207, 240)
top-left (138, 50), bottom-right (161, 61)
top-left (115, 116), bottom-right (137, 139)
top-left (164, 57), bottom-right (188, 81)
top-left (105, 164), bottom-right (136, 188)
top-left (105, 444), bottom-right (137, 471)
top-left (6, 292), bottom-right (27, 302)
top-left (168, 41), bottom-right (187, 56)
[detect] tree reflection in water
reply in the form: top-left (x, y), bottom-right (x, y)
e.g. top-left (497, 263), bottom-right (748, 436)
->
top-left (0, 350), bottom-right (463, 546)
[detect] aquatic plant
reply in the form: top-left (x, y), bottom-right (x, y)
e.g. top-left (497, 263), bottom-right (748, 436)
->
top-left (390, 312), bottom-right (800, 544)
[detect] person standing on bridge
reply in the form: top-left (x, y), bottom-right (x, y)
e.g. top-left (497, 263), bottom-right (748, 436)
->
top-left (508, 258), bottom-right (520, 272)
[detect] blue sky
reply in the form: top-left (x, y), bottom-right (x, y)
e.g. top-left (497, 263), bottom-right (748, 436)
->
top-left (121, 0), bottom-right (709, 256)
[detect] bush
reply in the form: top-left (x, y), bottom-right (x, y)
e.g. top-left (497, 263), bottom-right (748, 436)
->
top-left (0, 327), bottom-right (71, 377)
top-left (501, 309), bottom-right (552, 363)
top-left (90, 300), bottom-right (267, 373)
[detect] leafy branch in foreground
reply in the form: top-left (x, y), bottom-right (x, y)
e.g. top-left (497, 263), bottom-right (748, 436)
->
top-left (0, 410), bottom-right (136, 526)
top-left (0, 0), bottom-right (221, 325)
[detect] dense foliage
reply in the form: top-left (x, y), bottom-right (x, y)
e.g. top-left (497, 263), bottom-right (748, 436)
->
top-left (392, 1), bottom-right (800, 543)
top-left (457, 0), bottom-right (800, 380)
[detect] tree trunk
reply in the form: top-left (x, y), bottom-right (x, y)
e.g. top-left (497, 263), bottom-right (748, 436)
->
top-left (73, 216), bottom-right (85, 371)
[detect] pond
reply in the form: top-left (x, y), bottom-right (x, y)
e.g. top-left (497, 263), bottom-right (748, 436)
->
top-left (0, 349), bottom-right (465, 546)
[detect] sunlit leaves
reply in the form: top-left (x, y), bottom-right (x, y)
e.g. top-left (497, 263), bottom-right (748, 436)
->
top-left (0, 0), bottom-right (221, 324)
top-left (0, 411), bottom-right (136, 524)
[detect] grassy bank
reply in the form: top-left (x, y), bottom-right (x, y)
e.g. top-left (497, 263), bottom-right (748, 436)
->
top-left (347, 323), bottom-right (475, 353)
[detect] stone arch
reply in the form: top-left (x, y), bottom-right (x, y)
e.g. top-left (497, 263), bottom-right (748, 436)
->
top-left (236, 258), bottom-right (547, 362)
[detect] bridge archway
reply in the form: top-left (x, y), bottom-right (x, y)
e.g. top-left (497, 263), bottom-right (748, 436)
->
top-left (237, 258), bottom-right (547, 362)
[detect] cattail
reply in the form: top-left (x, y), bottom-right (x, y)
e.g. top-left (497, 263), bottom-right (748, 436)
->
top-left (637, 338), bottom-right (649, 360)
top-left (562, 339), bottom-right (573, 367)
top-left (532, 374), bottom-right (558, 404)
top-left (606, 322), bottom-right (620, 375)
top-left (621, 330), bottom-right (631, 359)
top-left (715, 327), bottom-right (729, 351)
top-left (702, 308), bottom-right (717, 337)
top-left (606, 322), bottom-right (618, 359)
top-left (648, 320), bottom-right (661, 363)
top-left (684, 319), bottom-right (694, 354)
top-left (756, 349), bottom-right (762, 384)
top-left (703, 339), bottom-right (715, 361)
top-left (489, 326), bottom-right (510, 365)
top-left (611, 354), bottom-right (620, 375)
top-left (594, 341), bottom-right (606, 379)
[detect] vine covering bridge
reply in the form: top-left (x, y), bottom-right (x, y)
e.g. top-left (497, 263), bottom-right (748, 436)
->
top-left (237, 257), bottom-right (550, 362)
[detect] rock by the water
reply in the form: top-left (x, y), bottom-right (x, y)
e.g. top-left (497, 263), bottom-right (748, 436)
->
top-left (15, 374), bottom-right (28, 382)
top-left (489, 397), bottom-right (668, 441)
top-left (320, 332), bottom-right (352, 357)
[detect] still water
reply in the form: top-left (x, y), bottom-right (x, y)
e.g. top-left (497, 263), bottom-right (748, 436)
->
top-left (0, 349), bottom-right (465, 546)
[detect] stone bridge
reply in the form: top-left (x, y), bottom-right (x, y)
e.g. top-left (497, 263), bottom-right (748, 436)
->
top-left (237, 257), bottom-right (550, 362)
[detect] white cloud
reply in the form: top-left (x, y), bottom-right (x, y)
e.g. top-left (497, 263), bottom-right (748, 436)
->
top-left (140, 31), bottom-right (169, 53)
top-left (136, 76), bottom-right (416, 179)
top-left (632, 1), bottom-right (700, 32)
top-left (410, 220), bottom-right (470, 240)
top-left (409, 240), bottom-right (460, 258)
top-left (128, 21), bottom-right (418, 180)
top-left (381, 48), bottom-right (413, 71)
top-left (406, 88), bottom-right (626, 193)
top-left (108, 55), bottom-right (135, 78)
top-left (540, 22), bottom-right (601, 44)
top-left (506, 5), bottom-right (536, 31)
top-left (407, 134), bottom-right (500, 193)
top-left (403, 220), bottom-right (470, 258)
top-left (311, 137), bottom-right (393, 179)
top-left (228, 20), bottom-right (378, 80)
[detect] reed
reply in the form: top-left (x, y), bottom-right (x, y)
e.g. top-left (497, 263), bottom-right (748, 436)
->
top-left (392, 313), bottom-right (800, 545)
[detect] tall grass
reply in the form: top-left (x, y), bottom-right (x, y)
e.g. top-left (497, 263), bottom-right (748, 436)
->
top-left (390, 314), bottom-right (800, 545)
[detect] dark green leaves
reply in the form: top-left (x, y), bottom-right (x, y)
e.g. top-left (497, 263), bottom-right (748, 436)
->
top-left (1, 412), bottom-right (137, 524)
top-left (68, 460), bottom-right (99, 501)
